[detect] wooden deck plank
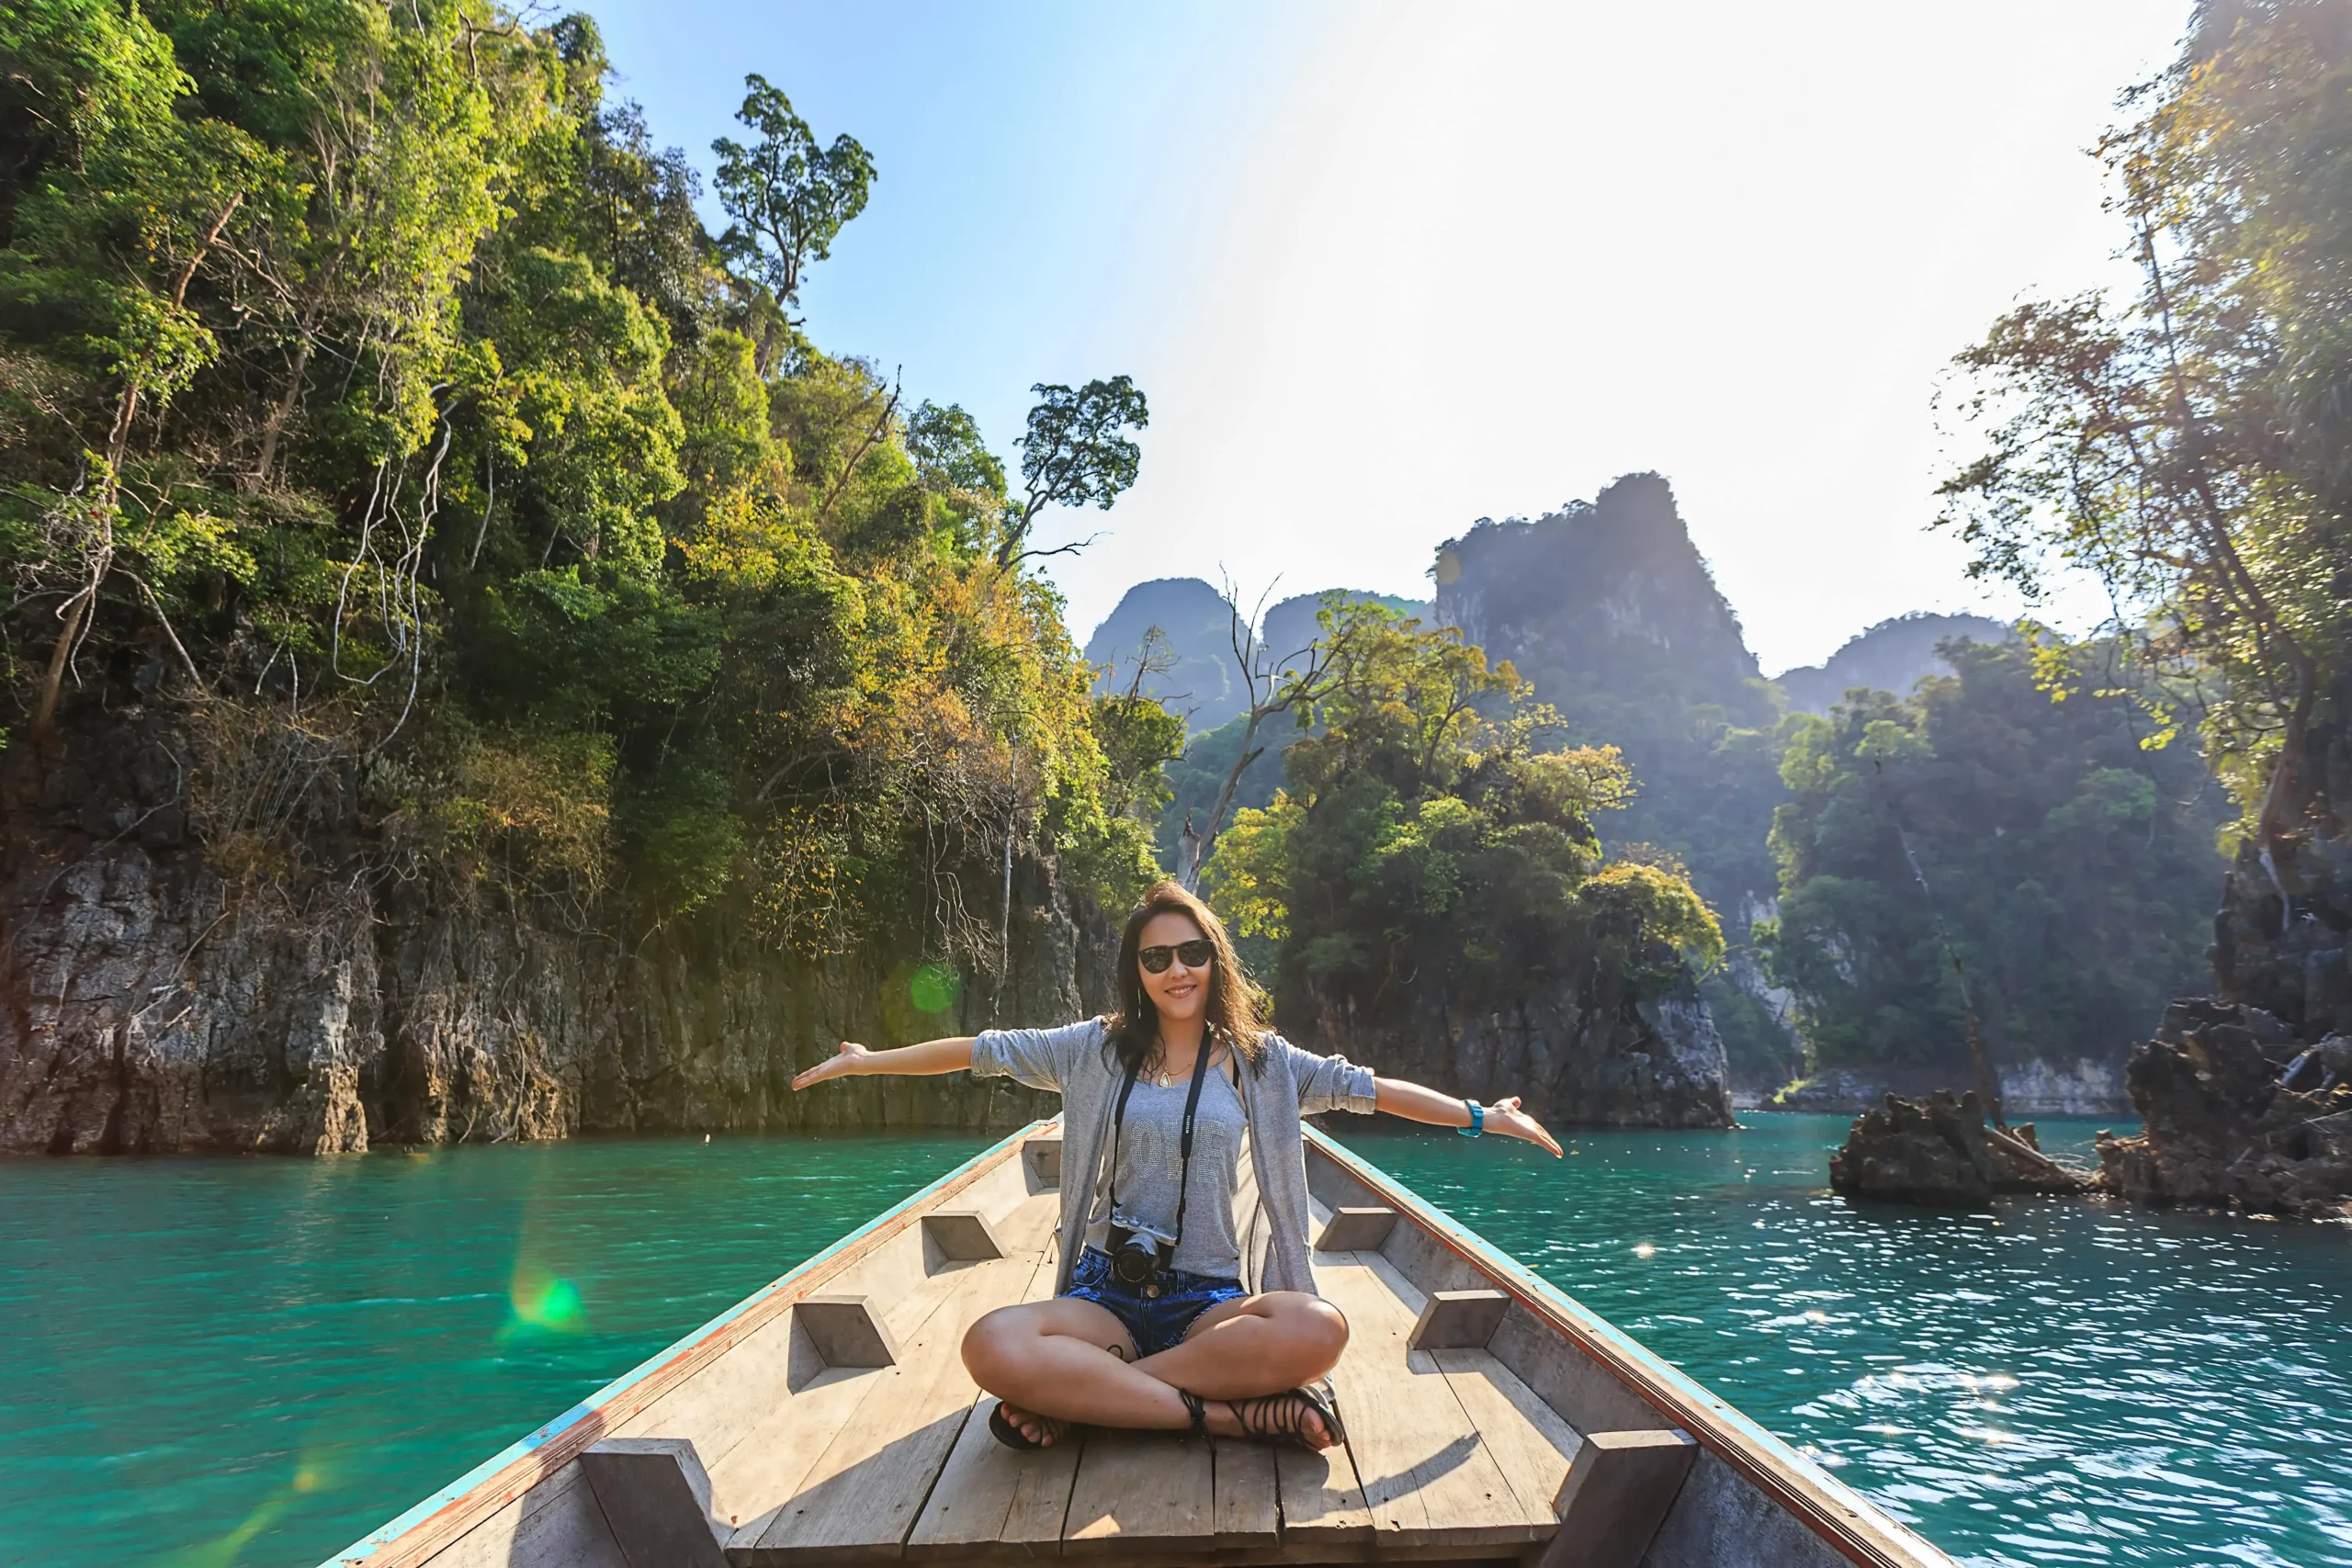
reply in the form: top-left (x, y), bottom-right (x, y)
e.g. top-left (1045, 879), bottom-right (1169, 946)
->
top-left (1430, 1348), bottom-right (1583, 1529)
top-left (1059, 1426), bottom-right (1216, 1556)
top-left (1277, 1205), bottom-right (1377, 1551)
top-left (1312, 1251), bottom-right (1547, 1549)
top-left (1272, 1438), bottom-right (1375, 1552)
top-left (1211, 1439), bottom-right (1282, 1551)
top-left (741, 1252), bottom-right (1040, 1562)
top-left (711, 1247), bottom-right (995, 1544)
top-left (903, 1253), bottom-right (1078, 1559)
top-left (716, 1365), bottom-right (899, 1545)
top-left (1351, 1249), bottom-right (1566, 1538)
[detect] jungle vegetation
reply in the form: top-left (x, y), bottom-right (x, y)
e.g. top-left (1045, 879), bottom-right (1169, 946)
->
top-left (1938, 0), bottom-right (2352, 862)
top-left (0, 0), bottom-right (1166, 980)
top-left (1762, 637), bottom-right (2228, 1072)
top-left (1204, 601), bottom-right (1724, 1037)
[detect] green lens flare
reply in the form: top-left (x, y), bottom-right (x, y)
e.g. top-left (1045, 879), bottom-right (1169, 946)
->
top-left (909, 962), bottom-right (962, 1014)
top-left (507, 1264), bottom-right (586, 1332)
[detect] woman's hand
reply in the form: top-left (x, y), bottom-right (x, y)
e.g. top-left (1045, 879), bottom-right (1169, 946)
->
top-left (1485, 1095), bottom-right (1563, 1157)
top-left (791, 1041), bottom-right (873, 1091)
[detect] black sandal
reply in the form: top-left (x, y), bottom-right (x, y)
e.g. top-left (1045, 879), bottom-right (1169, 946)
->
top-left (1227, 1379), bottom-right (1346, 1450)
top-left (1178, 1388), bottom-right (1212, 1446)
top-left (987, 1399), bottom-right (1075, 1450)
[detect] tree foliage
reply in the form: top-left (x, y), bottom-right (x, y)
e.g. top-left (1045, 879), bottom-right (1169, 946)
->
top-left (998, 375), bottom-right (1148, 566)
top-left (1762, 638), bottom-right (2226, 1071)
top-left (1205, 602), bottom-right (1721, 1032)
top-left (711, 73), bottom-right (874, 312)
top-left (1937, 0), bottom-right (2352, 860)
top-left (0, 0), bottom-right (1158, 976)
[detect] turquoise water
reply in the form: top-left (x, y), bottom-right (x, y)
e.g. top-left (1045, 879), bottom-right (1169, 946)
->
top-left (0, 1134), bottom-right (990, 1568)
top-left (2, 1117), bottom-right (2348, 1566)
top-left (1356, 1117), bottom-right (2352, 1568)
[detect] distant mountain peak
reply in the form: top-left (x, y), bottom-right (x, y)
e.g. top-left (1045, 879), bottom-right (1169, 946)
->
top-left (1436, 472), bottom-right (1761, 692)
top-left (1084, 579), bottom-right (1430, 732)
top-left (1774, 612), bottom-right (2015, 715)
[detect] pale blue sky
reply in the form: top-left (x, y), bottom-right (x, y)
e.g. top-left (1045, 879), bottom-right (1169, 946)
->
top-left (592, 1), bottom-right (2192, 672)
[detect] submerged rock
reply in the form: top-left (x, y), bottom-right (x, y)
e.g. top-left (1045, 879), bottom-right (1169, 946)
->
top-left (2094, 998), bottom-right (2352, 1219)
top-left (1830, 1089), bottom-right (2093, 1205)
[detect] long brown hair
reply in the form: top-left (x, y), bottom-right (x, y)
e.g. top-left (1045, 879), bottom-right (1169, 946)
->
top-left (1104, 880), bottom-right (1267, 1076)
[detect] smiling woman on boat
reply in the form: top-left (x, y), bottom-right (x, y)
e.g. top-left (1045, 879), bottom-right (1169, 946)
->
top-left (790, 878), bottom-right (1560, 1452)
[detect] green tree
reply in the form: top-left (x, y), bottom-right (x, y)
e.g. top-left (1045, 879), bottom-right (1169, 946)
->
top-left (1207, 602), bottom-right (1721, 1034)
top-left (1762, 638), bottom-right (2226, 1073)
top-left (0, 0), bottom-right (1164, 986)
top-left (711, 73), bottom-right (874, 315)
top-left (996, 376), bottom-right (1148, 566)
top-left (1937, 0), bottom-right (2352, 863)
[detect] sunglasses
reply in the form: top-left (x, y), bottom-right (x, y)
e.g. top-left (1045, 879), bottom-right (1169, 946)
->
top-left (1138, 939), bottom-right (1216, 974)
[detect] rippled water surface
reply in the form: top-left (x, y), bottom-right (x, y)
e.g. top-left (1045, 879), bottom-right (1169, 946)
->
top-left (1356, 1115), bottom-right (2352, 1568)
top-left (3, 1116), bottom-right (2349, 1566)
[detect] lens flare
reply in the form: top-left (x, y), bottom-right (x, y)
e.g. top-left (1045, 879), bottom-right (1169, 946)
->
top-left (910, 962), bottom-right (962, 1014)
top-left (506, 1261), bottom-right (586, 1334)
top-left (160, 1446), bottom-right (342, 1566)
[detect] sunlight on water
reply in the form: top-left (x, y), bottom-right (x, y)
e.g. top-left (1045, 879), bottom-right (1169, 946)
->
top-left (1343, 1115), bottom-right (2352, 1568)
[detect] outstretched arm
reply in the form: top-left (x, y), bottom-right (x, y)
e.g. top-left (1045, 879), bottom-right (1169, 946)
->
top-left (792, 1036), bottom-right (976, 1091)
top-left (1373, 1077), bottom-right (1563, 1156)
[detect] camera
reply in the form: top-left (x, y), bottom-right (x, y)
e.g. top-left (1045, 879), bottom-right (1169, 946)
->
top-left (1106, 1214), bottom-right (1178, 1287)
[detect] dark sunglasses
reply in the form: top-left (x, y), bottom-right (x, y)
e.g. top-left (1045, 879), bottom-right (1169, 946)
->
top-left (1138, 938), bottom-right (1216, 974)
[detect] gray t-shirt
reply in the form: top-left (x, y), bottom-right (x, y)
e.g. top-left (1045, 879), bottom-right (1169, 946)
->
top-left (1083, 1057), bottom-right (1247, 1280)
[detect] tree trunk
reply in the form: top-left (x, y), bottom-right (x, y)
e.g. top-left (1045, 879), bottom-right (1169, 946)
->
top-left (28, 590), bottom-right (93, 745)
top-left (253, 336), bottom-right (313, 489)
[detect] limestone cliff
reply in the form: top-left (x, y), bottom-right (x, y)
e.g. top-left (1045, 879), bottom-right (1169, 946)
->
top-left (1430, 474), bottom-right (1787, 1087)
top-left (1295, 966), bottom-right (1733, 1130)
top-left (0, 710), bottom-right (1098, 1154)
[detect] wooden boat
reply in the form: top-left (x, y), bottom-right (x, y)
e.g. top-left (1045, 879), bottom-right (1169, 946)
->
top-left (322, 1121), bottom-right (1958, 1567)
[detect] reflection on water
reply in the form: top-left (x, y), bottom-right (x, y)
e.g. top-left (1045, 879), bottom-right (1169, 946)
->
top-left (3, 1117), bottom-right (2348, 1567)
top-left (1343, 1114), bottom-right (2352, 1568)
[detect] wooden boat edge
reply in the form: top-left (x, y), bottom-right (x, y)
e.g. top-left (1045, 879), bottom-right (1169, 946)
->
top-left (1306, 1125), bottom-right (1951, 1568)
top-left (316, 1119), bottom-right (1056, 1568)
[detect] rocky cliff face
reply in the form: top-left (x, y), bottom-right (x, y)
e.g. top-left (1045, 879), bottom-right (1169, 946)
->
top-left (3, 704), bottom-right (1728, 1152)
top-left (1296, 969), bottom-right (1733, 1130)
top-left (2096, 999), bottom-right (2352, 1218)
top-left (1, 711), bottom-right (1099, 1155)
top-left (1430, 474), bottom-right (1789, 1088)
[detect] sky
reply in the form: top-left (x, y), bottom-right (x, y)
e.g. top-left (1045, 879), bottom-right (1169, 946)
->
top-left (590, 0), bottom-right (2195, 675)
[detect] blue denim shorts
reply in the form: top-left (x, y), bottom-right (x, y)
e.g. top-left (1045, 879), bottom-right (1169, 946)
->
top-left (1062, 1247), bottom-right (1248, 1358)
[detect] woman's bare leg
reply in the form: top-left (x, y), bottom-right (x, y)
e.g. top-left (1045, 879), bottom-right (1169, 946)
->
top-left (1133, 1292), bottom-right (1347, 1401)
top-left (963, 1292), bottom-right (1349, 1448)
top-left (961, 1298), bottom-right (1185, 1443)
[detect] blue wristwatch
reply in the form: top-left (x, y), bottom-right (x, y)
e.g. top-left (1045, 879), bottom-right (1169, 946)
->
top-left (1459, 1099), bottom-right (1483, 1136)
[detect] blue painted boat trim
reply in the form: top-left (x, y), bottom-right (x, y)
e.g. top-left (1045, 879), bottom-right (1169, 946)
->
top-left (1306, 1126), bottom-right (1951, 1567)
top-left (318, 1119), bottom-right (1054, 1568)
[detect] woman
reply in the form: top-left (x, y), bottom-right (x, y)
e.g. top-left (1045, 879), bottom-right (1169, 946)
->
top-left (790, 880), bottom-right (1560, 1451)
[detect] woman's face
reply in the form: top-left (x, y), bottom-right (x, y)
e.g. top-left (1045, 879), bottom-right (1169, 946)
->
top-left (1136, 910), bottom-right (1212, 1026)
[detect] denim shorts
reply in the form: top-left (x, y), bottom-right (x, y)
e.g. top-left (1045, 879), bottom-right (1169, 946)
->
top-left (1062, 1246), bottom-right (1248, 1358)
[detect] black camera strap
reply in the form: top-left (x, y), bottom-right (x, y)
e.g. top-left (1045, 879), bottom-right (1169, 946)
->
top-left (1107, 1033), bottom-right (1216, 1253)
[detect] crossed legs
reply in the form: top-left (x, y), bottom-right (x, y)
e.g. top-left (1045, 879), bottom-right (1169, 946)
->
top-left (959, 1290), bottom-right (1348, 1447)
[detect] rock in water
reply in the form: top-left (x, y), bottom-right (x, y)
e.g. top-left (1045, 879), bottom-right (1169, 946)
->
top-left (2094, 998), bottom-right (2352, 1219)
top-left (1830, 1089), bottom-right (2092, 1205)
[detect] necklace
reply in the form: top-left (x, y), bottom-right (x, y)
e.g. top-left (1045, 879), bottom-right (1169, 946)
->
top-left (1153, 1040), bottom-right (1210, 1089)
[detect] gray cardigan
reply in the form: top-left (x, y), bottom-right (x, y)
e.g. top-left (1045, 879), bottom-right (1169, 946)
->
top-left (971, 1019), bottom-right (1378, 1295)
